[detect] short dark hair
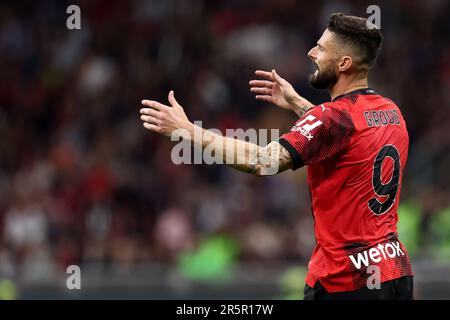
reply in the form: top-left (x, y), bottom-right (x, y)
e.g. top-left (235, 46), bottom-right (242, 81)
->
top-left (327, 13), bottom-right (383, 71)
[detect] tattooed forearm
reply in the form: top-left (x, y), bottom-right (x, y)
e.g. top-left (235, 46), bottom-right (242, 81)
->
top-left (291, 96), bottom-right (315, 117)
top-left (294, 105), bottom-right (311, 117)
top-left (245, 142), bottom-right (292, 175)
top-left (186, 125), bottom-right (293, 176)
top-left (225, 140), bottom-right (293, 176)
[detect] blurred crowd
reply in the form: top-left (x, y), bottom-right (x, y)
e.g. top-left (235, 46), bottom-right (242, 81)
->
top-left (0, 0), bottom-right (449, 284)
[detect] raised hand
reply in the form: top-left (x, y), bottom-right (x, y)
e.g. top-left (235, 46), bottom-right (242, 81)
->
top-left (249, 69), bottom-right (314, 116)
top-left (249, 69), bottom-right (297, 109)
top-left (140, 91), bottom-right (192, 137)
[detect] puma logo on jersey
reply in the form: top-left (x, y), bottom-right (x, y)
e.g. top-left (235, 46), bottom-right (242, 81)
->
top-left (291, 115), bottom-right (323, 141)
top-left (320, 104), bottom-right (330, 112)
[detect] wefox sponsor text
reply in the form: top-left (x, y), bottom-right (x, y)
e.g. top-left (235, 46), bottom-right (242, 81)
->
top-left (349, 241), bottom-right (405, 270)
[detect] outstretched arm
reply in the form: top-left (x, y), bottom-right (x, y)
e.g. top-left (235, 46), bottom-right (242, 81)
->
top-left (187, 124), bottom-right (293, 176)
top-left (249, 69), bottom-right (315, 117)
top-left (140, 91), bottom-right (293, 176)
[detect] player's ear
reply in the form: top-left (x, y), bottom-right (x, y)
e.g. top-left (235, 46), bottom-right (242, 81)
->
top-left (338, 55), bottom-right (353, 72)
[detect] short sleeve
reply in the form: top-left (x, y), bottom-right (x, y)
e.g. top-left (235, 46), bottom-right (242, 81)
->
top-left (278, 104), bottom-right (355, 170)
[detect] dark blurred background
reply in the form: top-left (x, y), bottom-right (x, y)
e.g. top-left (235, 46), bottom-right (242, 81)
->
top-left (0, 0), bottom-right (449, 299)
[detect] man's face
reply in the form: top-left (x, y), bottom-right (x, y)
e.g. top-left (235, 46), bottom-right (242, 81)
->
top-left (308, 29), bottom-right (340, 89)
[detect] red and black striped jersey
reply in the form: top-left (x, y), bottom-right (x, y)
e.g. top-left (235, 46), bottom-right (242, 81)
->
top-left (279, 88), bottom-right (413, 293)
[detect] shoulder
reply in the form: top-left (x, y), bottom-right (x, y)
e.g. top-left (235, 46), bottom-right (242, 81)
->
top-left (300, 101), bottom-right (354, 128)
top-left (306, 98), bottom-right (352, 114)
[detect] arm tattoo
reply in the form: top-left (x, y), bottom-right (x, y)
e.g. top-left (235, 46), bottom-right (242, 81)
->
top-left (291, 96), bottom-right (315, 117)
top-left (245, 141), bottom-right (293, 176)
top-left (190, 125), bottom-right (293, 176)
top-left (294, 104), bottom-right (312, 118)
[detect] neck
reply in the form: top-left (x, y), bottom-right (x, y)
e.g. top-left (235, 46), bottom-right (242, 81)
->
top-left (328, 74), bottom-right (369, 101)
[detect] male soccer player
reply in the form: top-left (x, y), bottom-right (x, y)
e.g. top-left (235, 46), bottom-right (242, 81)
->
top-left (139, 13), bottom-right (413, 299)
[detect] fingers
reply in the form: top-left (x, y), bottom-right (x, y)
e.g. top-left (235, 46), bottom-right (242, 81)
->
top-left (272, 69), bottom-right (285, 85)
top-left (140, 112), bottom-right (163, 133)
top-left (168, 90), bottom-right (182, 109)
top-left (140, 114), bottom-right (161, 124)
top-left (143, 122), bottom-right (161, 133)
top-left (249, 73), bottom-right (276, 100)
top-left (141, 99), bottom-right (169, 111)
top-left (254, 70), bottom-right (274, 80)
top-left (140, 107), bottom-right (162, 117)
top-left (140, 90), bottom-right (185, 135)
top-left (140, 108), bottom-right (163, 129)
top-left (249, 80), bottom-right (273, 88)
top-left (140, 113), bottom-right (162, 125)
top-left (255, 95), bottom-right (274, 103)
top-left (250, 87), bottom-right (272, 95)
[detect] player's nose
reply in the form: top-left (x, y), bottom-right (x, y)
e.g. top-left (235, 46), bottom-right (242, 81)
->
top-left (308, 47), bottom-right (317, 60)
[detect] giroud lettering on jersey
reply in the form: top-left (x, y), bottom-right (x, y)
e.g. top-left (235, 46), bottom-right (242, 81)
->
top-left (364, 109), bottom-right (400, 127)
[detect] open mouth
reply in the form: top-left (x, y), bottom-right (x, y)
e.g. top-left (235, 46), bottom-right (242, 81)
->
top-left (312, 62), bottom-right (319, 76)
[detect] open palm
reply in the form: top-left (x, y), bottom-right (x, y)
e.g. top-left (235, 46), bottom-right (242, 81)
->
top-left (249, 70), bottom-right (298, 111)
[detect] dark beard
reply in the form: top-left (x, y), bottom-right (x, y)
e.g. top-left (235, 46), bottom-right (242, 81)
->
top-left (309, 67), bottom-right (338, 89)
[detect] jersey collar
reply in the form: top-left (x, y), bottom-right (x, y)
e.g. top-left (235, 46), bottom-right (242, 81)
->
top-left (332, 88), bottom-right (376, 102)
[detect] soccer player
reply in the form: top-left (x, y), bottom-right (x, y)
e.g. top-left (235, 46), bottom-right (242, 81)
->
top-left (139, 13), bottom-right (413, 299)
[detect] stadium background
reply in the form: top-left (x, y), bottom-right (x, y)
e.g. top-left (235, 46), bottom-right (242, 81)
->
top-left (0, 0), bottom-right (449, 299)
